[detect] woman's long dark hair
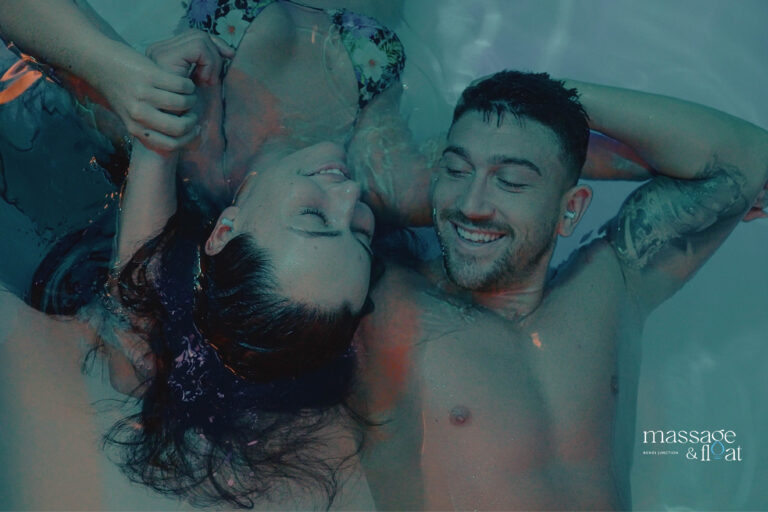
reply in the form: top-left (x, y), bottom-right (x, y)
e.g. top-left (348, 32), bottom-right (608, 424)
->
top-left (30, 196), bottom-right (378, 509)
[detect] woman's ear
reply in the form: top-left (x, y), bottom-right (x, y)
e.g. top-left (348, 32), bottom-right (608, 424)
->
top-left (205, 206), bottom-right (239, 256)
top-left (557, 184), bottom-right (593, 237)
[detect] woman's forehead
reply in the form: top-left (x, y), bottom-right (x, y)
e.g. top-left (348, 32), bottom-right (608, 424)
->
top-left (269, 233), bottom-right (371, 310)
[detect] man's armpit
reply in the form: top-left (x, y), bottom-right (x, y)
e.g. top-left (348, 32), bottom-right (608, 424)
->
top-left (608, 158), bottom-right (749, 269)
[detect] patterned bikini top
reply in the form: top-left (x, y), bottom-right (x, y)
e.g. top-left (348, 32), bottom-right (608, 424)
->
top-left (183, 0), bottom-right (406, 109)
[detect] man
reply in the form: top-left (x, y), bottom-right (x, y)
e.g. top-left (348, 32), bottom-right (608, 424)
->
top-left (352, 71), bottom-right (768, 510)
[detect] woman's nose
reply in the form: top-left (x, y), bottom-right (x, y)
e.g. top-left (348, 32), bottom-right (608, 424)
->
top-left (328, 180), bottom-right (363, 225)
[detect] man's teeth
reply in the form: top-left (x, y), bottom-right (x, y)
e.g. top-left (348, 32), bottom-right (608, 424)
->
top-left (456, 225), bottom-right (504, 243)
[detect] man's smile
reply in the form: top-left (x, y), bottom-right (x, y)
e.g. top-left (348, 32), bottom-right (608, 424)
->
top-left (450, 221), bottom-right (508, 251)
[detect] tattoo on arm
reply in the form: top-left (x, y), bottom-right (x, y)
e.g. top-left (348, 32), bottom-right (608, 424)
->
top-left (610, 157), bottom-right (749, 268)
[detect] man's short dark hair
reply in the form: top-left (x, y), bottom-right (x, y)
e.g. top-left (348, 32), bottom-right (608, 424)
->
top-left (452, 70), bottom-right (590, 187)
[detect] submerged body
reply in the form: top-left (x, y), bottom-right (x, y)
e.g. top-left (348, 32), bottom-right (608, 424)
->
top-left (0, 286), bottom-right (196, 510)
top-left (356, 240), bottom-right (638, 510)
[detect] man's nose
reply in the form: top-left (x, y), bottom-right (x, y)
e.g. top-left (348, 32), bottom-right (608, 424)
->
top-left (458, 176), bottom-right (494, 220)
top-left (328, 180), bottom-right (363, 225)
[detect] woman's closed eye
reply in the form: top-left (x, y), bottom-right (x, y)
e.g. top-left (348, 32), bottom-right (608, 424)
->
top-left (298, 208), bottom-right (372, 257)
top-left (301, 207), bottom-right (329, 224)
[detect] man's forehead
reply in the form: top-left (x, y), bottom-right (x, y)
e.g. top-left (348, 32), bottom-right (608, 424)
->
top-left (447, 111), bottom-right (563, 168)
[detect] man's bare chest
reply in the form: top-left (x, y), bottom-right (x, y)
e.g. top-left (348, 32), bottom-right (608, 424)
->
top-left (377, 284), bottom-right (629, 457)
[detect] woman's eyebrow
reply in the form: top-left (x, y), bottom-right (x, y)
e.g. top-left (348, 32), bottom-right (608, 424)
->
top-left (288, 228), bottom-right (373, 258)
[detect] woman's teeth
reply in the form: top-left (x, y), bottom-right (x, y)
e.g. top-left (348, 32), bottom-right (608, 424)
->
top-left (316, 168), bottom-right (347, 177)
top-left (456, 225), bottom-right (504, 243)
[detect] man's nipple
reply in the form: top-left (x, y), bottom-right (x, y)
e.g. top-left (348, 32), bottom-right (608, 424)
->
top-left (449, 405), bottom-right (471, 426)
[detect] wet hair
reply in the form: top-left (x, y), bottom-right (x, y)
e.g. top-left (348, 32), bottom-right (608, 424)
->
top-left (451, 70), bottom-right (590, 187)
top-left (122, 209), bottom-right (372, 382)
top-left (29, 200), bottom-right (378, 509)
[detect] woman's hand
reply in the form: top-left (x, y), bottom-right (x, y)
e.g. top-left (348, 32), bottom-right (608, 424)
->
top-left (92, 31), bottom-right (234, 153)
top-left (145, 30), bottom-right (235, 85)
top-left (142, 31), bottom-right (234, 157)
top-left (86, 42), bottom-right (199, 153)
top-left (143, 31), bottom-right (235, 202)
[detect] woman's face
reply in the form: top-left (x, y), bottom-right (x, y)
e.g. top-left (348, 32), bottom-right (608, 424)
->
top-left (208, 142), bottom-right (375, 312)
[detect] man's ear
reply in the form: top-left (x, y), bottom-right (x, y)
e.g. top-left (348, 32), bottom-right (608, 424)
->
top-left (205, 206), bottom-right (239, 256)
top-left (557, 184), bottom-right (593, 237)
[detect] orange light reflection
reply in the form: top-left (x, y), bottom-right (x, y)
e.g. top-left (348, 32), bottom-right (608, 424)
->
top-left (0, 53), bottom-right (43, 104)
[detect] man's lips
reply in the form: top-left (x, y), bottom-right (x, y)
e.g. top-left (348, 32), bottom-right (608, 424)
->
top-left (451, 222), bottom-right (506, 244)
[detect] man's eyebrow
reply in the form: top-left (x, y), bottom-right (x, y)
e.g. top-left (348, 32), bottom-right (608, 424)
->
top-left (288, 228), bottom-right (373, 258)
top-left (489, 155), bottom-right (541, 176)
top-left (443, 146), bottom-right (541, 176)
top-left (442, 145), bottom-right (471, 160)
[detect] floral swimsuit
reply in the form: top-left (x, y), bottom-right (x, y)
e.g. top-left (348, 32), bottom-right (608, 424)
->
top-left (183, 0), bottom-right (406, 108)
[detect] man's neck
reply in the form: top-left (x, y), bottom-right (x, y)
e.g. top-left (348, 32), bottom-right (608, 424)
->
top-left (421, 259), bottom-right (550, 323)
top-left (469, 280), bottom-right (547, 322)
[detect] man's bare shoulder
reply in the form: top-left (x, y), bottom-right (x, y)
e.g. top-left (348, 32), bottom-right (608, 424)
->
top-left (549, 237), bottom-right (629, 296)
top-left (357, 261), bottom-right (431, 349)
top-left (370, 260), bottom-right (432, 307)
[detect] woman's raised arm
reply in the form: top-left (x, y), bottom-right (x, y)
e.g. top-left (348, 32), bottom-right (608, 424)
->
top-left (0, 0), bottom-right (204, 152)
top-left (113, 31), bottom-right (233, 268)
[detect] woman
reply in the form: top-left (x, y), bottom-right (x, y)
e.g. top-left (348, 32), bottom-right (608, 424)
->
top-left (0, 0), bottom-right (427, 506)
top-left (14, 29), bottom-right (381, 509)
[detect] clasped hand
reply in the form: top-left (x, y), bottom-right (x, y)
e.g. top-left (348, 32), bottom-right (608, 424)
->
top-left (96, 30), bottom-right (234, 153)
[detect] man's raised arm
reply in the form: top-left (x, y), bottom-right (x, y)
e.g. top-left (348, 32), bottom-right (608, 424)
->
top-left (565, 79), bottom-right (768, 315)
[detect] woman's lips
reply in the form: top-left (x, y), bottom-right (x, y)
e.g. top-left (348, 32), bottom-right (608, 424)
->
top-left (311, 162), bottom-right (351, 179)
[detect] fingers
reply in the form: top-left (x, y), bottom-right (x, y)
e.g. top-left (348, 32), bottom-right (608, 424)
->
top-left (208, 33), bottom-right (236, 59)
top-left (145, 87), bottom-right (197, 114)
top-left (125, 30), bottom-right (234, 147)
top-left (147, 29), bottom-right (233, 85)
top-left (188, 35), bottom-right (226, 85)
top-left (136, 129), bottom-right (200, 154)
top-left (121, 77), bottom-right (197, 146)
top-left (153, 71), bottom-right (195, 94)
top-left (131, 118), bottom-right (201, 153)
top-left (128, 102), bottom-right (197, 135)
top-left (144, 108), bottom-right (198, 137)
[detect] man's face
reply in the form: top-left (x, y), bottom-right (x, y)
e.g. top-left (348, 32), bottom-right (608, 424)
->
top-left (432, 111), bottom-right (569, 291)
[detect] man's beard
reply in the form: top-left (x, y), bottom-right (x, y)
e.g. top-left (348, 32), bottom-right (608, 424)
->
top-left (436, 209), bottom-right (557, 292)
